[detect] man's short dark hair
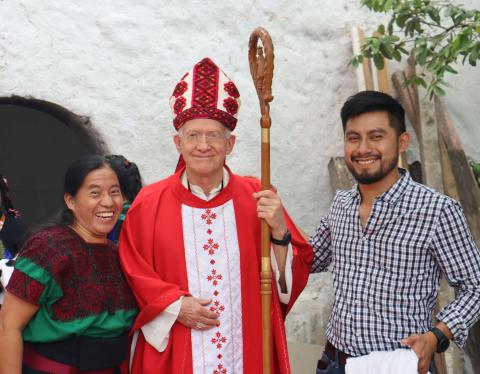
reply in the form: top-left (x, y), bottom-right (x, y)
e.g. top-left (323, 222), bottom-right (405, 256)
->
top-left (340, 91), bottom-right (406, 135)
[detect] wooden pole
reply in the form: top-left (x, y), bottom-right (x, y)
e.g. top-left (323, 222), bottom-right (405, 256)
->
top-left (248, 27), bottom-right (274, 374)
top-left (351, 27), bottom-right (374, 91)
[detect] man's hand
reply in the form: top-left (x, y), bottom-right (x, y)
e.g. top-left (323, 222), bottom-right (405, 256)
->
top-left (254, 189), bottom-right (289, 292)
top-left (401, 332), bottom-right (437, 374)
top-left (253, 190), bottom-right (287, 238)
top-left (177, 297), bottom-right (219, 331)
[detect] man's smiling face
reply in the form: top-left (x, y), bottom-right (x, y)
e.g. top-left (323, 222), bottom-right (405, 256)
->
top-left (344, 111), bottom-right (408, 185)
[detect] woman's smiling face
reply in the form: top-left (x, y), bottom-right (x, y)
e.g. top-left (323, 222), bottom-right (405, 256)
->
top-left (65, 166), bottom-right (123, 243)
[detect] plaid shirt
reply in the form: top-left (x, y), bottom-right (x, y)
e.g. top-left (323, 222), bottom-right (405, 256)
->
top-left (310, 170), bottom-right (480, 356)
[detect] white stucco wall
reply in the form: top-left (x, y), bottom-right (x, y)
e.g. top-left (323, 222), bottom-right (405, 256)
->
top-left (0, 0), bottom-right (389, 234)
top-left (2, 0), bottom-right (477, 230)
top-left (1, 1), bottom-right (479, 369)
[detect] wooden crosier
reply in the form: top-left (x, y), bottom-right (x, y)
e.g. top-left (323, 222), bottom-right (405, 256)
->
top-left (248, 27), bottom-right (274, 374)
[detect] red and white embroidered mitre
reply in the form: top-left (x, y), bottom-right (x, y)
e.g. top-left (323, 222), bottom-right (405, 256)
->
top-left (169, 57), bottom-right (241, 131)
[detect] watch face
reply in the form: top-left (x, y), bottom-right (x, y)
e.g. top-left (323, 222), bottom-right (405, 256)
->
top-left (438, 338), bottom-right (450, 353)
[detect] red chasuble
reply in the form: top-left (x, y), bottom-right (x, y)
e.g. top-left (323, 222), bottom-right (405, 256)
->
top-left (119, 167), bottom-right (313, 374)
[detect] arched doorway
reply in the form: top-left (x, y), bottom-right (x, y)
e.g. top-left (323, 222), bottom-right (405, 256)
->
top-left (0, 96), bottom-right (108, 229)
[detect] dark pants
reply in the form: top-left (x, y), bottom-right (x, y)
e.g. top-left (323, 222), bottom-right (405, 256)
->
top-left (316, 351), bottom-right (345, 374)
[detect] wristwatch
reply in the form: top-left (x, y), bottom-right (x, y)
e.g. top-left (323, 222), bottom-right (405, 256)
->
top-left (429, 327), bottom-right (450, 353)
top-left (270, 229), bottom-right (291, 246)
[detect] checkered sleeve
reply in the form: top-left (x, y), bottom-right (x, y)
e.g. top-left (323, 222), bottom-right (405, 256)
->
top-left (309, 214), bottom-right (332, 273)
top-left (432, 199), bottom-right (480, 348)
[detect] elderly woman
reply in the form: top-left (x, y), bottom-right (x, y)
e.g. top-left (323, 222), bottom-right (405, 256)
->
top-left (0, 155), bottom-right (137, 373)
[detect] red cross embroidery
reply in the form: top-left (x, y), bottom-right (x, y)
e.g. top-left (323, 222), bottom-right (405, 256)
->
top-left (201, 209), bottom-right (217, 225)
top-left (213, 364), bottom-right (227, 374)
top-left (210, 300), bottom-right (225, 314)
top-left (207, 269), bottom-right (223, 286)
top-left (203, 238), bottom-right (220, 256)
top-left (207, 228), bottom-right (213, 235)
top-left (211, 331), bottom-right (227, 349)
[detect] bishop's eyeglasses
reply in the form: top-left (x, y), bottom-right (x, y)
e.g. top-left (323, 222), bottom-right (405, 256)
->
top-left (179, 131), bottom-right (229, 145)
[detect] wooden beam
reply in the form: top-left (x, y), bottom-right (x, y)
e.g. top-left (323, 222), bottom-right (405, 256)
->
top-left (417, 81), bottom-right (443, 192)
top-left (392, 71), bottom-right (421, 139)
top-left (351, 27), bottom-right (374, 91)
top-left (405, 53), bottom-right (420, 123)
top-left (440, 123), bottom-right (480, 373)
top-left (328, 157), bottom-right (355, 191)
top-left (439, 132), bottom-right (460, 201)
top-left (373, 31), bottom-right (393, 94)
top-left (435, 96), bottom-right (480, 245)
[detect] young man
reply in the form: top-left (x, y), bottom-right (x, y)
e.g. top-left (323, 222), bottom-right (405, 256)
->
top-left (119, 58), bottom-right (313, 374)
top-left (311, 91), bottom-right (480, 374)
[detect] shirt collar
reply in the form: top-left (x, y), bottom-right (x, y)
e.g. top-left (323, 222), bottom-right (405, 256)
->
top-left (181, 167), bottom-right (230, 201)
top-left (343, 168), bottom-right (411, 207)
top-left (378, 168), bottom-right (411, 205)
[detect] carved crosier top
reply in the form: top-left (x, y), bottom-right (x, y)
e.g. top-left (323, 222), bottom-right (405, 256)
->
top-left (248, 27), bottom-right (274, 128)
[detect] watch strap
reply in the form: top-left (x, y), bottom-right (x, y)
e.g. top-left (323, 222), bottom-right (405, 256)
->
top-left (270, 229), bottom-right (291, 246)
top-left (429, 326), bottom-right (450, 353)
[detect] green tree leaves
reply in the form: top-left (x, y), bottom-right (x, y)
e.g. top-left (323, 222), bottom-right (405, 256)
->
top-left (469, 158), bottom-right (480, 188)
top-left (354, 0), bottom-right (480, 98)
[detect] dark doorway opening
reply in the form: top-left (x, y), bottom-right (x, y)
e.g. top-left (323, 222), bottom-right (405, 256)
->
top-left (0, 97), bottom-right (107, 229)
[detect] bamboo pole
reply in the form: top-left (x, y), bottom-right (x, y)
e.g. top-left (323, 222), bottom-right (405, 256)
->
top-left (249, 27), bottom-right (274, 374)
